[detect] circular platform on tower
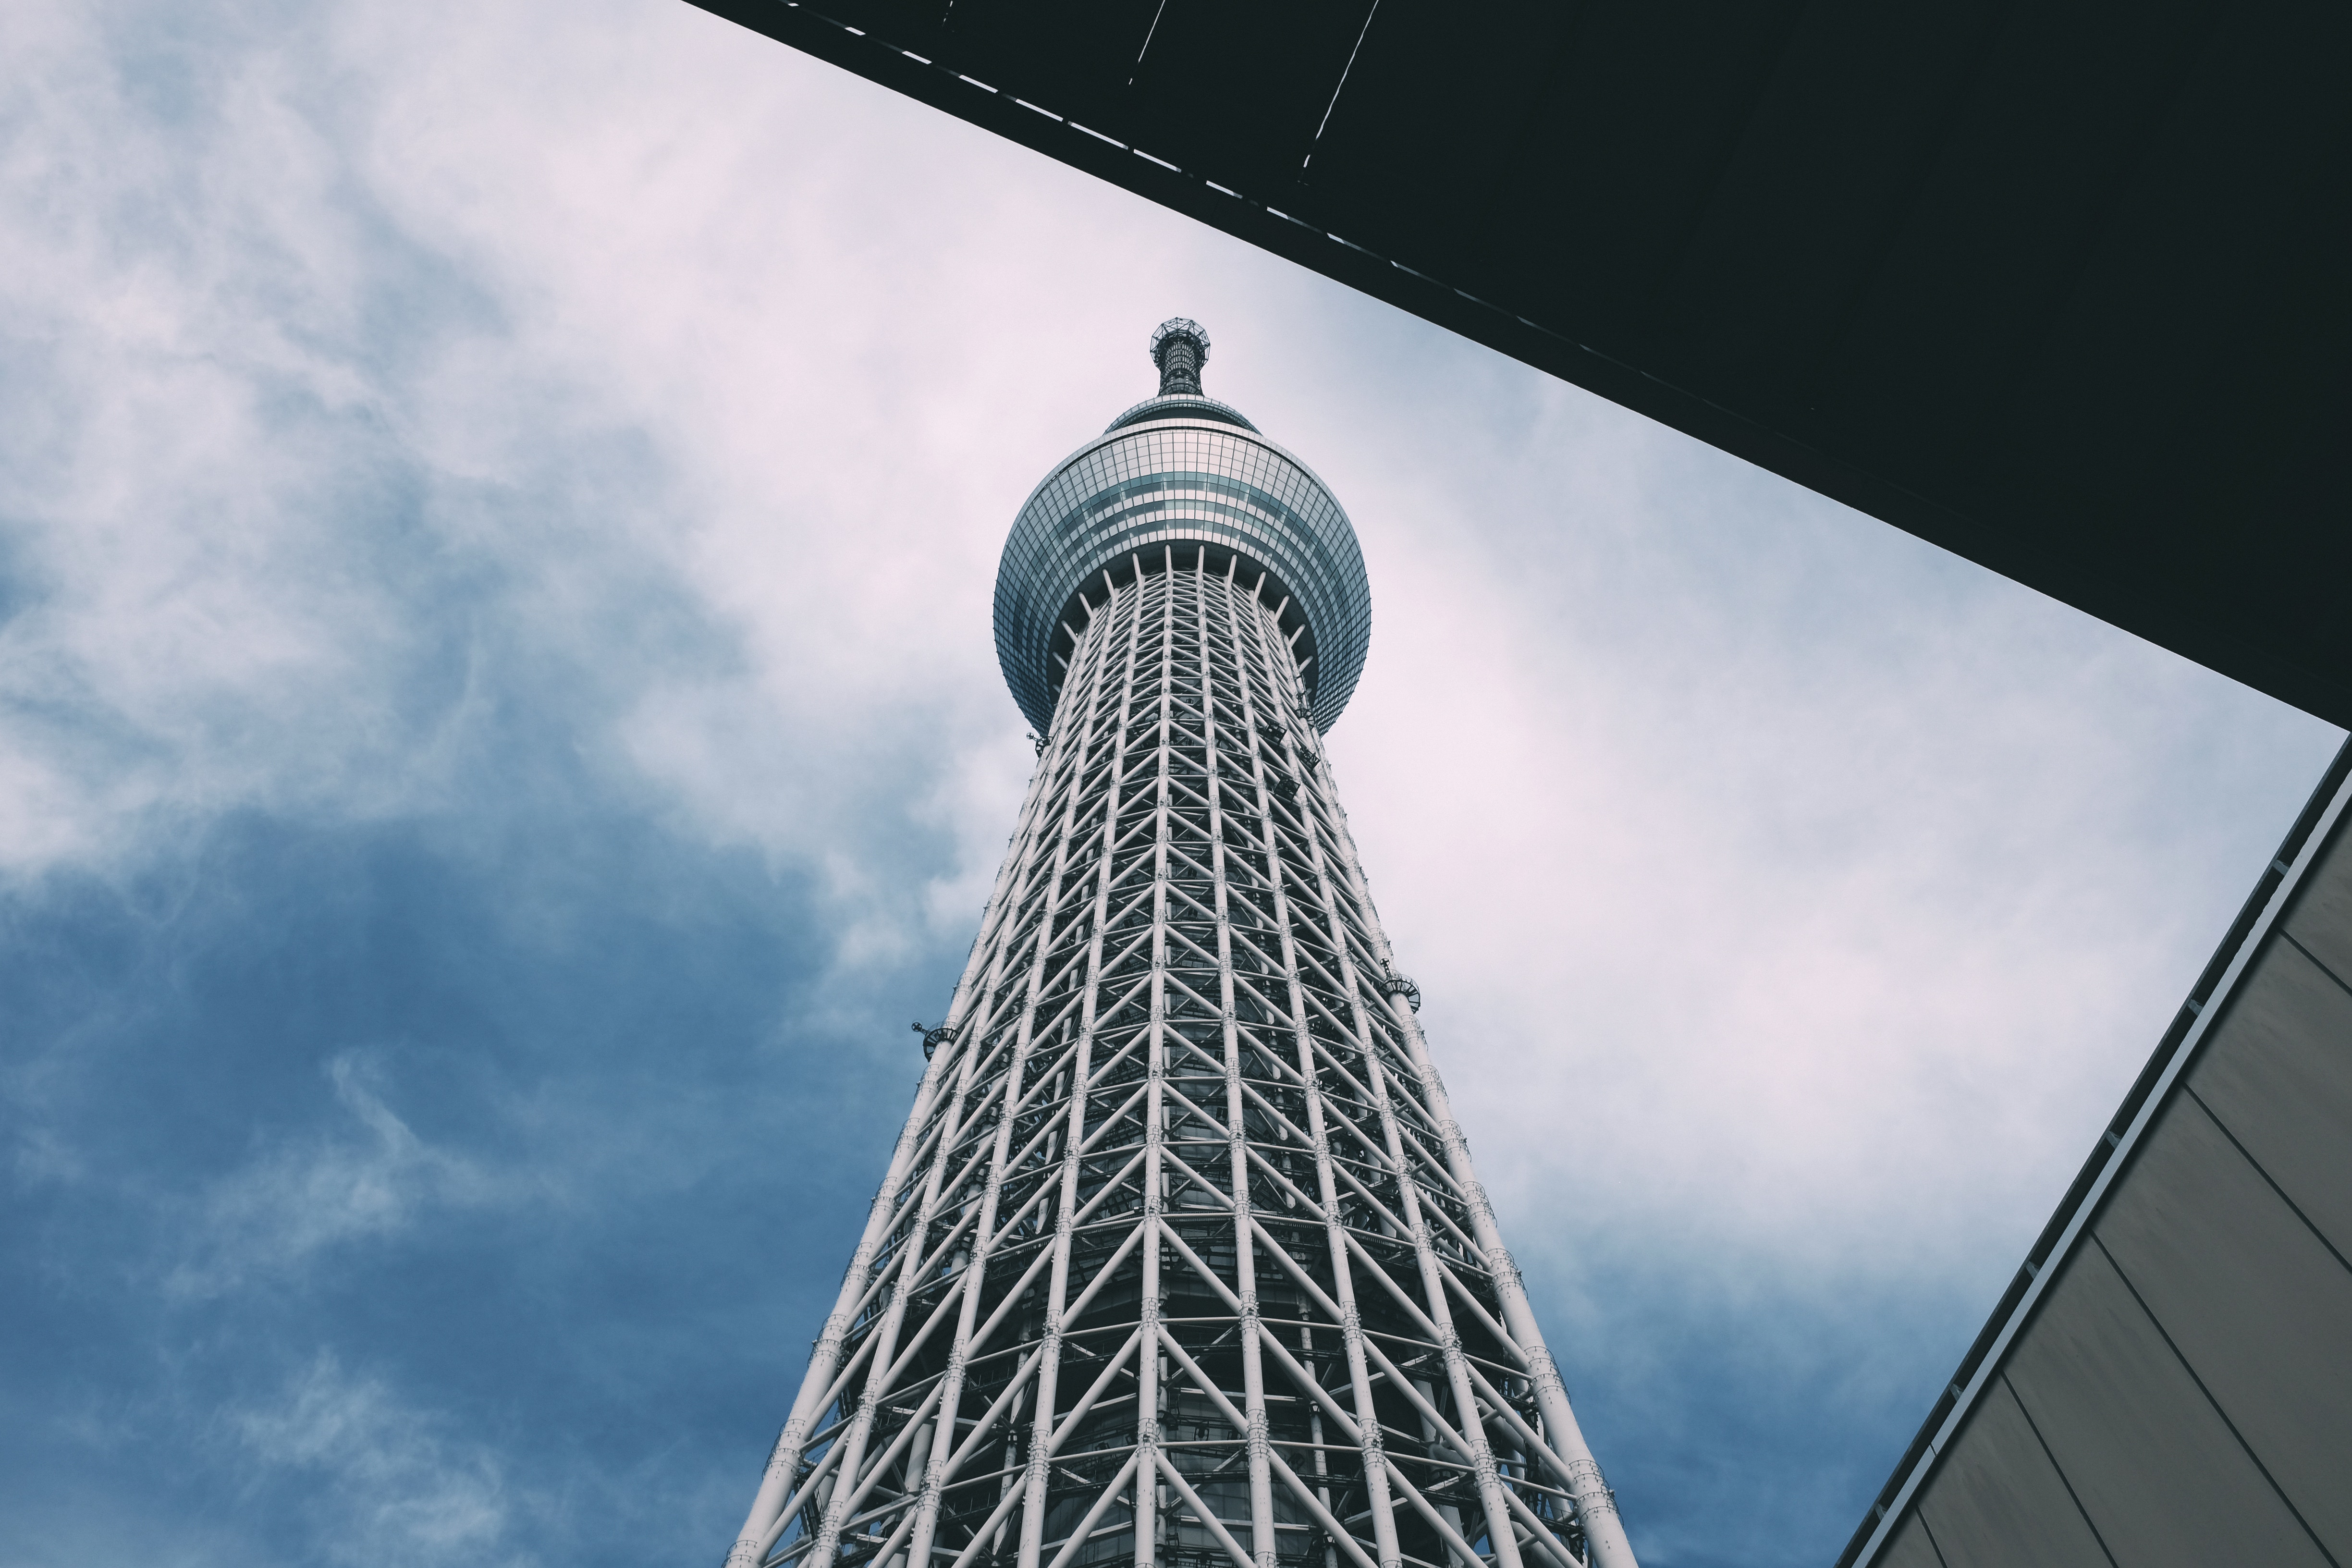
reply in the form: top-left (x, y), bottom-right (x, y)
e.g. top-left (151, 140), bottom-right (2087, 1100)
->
top-left (993, 324), bottom-right (1372, 735)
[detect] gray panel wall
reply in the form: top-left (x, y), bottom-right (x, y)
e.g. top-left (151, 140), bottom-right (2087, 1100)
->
top-left (1876, 809), bottom-right (2352, 1567)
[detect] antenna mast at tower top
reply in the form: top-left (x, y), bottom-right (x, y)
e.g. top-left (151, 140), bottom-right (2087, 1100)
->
top-left (1149, 318), bottom-right (1209, 396)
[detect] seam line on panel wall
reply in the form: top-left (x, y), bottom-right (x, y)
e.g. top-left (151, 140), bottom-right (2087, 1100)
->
top-left (2083, 1231), bottom-right (2339, 1567)
top-left (1997, 1372), bottom-right (2121, 1568)
top-left (2176, 1084), bottom-right (2352, 1277)
top-left (1907, 1509), bottom-right (1954, 1568)
top-left (2277, 929), bottom-right (2352, 1004)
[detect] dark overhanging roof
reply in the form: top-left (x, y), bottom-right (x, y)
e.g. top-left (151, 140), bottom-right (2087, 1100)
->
top-left (687, 0), bottom-right (2352, 727)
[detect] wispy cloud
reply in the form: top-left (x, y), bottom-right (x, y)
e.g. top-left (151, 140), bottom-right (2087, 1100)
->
top-left (231, 1350), bottom-right (532, 1567)
top-left (171, 1054), bottom-right (516, 1297)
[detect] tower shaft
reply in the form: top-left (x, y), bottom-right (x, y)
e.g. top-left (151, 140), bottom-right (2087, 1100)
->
top-left (729, 548), bottom-right (1634, 1568)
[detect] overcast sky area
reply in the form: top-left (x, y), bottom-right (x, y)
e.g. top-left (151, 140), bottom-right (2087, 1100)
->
top-left (1, 2), bottom-right (2342, 1566)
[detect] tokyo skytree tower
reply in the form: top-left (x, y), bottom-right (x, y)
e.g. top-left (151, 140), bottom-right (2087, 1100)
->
top-left (726, 322), bottom-right (1638, 1568)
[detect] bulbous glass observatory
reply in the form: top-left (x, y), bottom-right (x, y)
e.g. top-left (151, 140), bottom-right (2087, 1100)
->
top-left (993, 320), bottom-right (1372, 735)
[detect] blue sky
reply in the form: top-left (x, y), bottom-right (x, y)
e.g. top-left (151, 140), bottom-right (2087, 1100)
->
top-left (0, 2), bottom-right (2341, 1565)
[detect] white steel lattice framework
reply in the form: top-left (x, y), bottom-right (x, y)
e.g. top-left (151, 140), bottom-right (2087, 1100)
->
top-left (726, 325), bottom-right (1638, 1568)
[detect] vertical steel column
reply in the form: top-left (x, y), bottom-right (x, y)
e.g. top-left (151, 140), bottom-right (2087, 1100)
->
top-left (1136, 553), bottom-right (1173, 1568)
top-left (1198, 556), bottom-right (1282, 1568)
top-left (1015, 598), bottom-right (1121, 1568)
top-left (1223, 568), bottom-right (1405, 1568)
top-left (1064, 567), bottom-right (1151, 1568)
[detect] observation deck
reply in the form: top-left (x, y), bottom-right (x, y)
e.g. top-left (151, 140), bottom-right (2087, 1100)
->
top-left (992, 320), bottom-right (1372, 735)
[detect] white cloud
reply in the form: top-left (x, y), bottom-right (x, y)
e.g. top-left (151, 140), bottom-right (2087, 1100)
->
top-left (172, 1054), bottom-right (514, 1296)
top-left (0, 6), bottom-right (479, 870)
top-left (1317, 368), bottom-right (2338, 1300)
top-left (232, 1351), bottom-right (530, 1568)
top-left (0, 0), bottom-right (1157, 962)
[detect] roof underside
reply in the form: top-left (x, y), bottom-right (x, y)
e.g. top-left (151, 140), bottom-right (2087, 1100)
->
top-left (691, 0), bottom-right (2352, 726)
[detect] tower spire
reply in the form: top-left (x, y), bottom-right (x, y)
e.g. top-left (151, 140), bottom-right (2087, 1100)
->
top-left (1150, 317), bottom-right (1209, 396)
